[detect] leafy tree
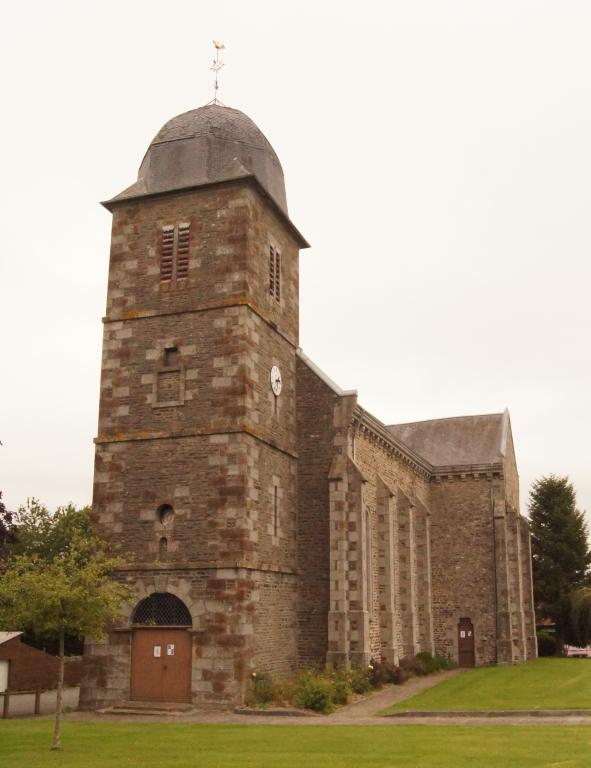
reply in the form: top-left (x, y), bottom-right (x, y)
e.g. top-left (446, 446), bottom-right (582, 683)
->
top-left (2, 501), bottom-right (93, 655)
top-left (0, 490), bottom-right (15, 550)
top-left (5, 498), bottom-right (92, 561)
top-left (0, 502), bottom-right (128, 750)
top-left (529, 475), bottom-right (590, 647)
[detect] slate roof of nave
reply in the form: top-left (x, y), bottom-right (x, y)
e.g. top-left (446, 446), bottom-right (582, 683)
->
top-left (297, 349), bottom-right (509, 475)
top-left (387, 412), bottom-right (509, 468)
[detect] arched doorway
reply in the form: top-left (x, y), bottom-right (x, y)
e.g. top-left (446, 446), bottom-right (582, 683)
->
top-left (457, 617), bottom-right (475, 667)
top-left (130, 593), bottom-right (192, 702)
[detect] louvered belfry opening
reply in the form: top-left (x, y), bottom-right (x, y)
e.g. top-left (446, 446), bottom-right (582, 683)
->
top-left (132, 593), bottom-right (192, 626)
top-left (176, 223), bottom-right (190, 279)
top-left (268, 245), bottom-right (281, 301)
top-left (160, 223), bottom-right (190, 283)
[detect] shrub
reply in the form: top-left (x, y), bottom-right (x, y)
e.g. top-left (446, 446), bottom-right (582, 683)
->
top-left (273, 678), bottom-right (297, 706)
top-left (332, 679), bottom-right (351, 705)
top-left (390, 665), bottom-right (409, 685)
top-left (537, 629), bottom-right (557, 657)
top-left (248, 673), bottom-right (276, 705)
top-left (245, 657), bottom-right (417, 713)
top-left (294, 671), bottom-right (335, 714)
top-left (437, 654), bottom-right (456, 670)
top-left (415, 651), bottom-right (455, 674)
top-left (349, 666), bottom-right (374, 694)
top-left (369, 658), bottom-right (403, 686)
top-left (399, 655), bottom-right (428, 676)
top-left (415, 651), bottom-right (439, 674)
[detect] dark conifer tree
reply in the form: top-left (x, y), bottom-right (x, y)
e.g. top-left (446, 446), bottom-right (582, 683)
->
top-left (529, 475), bottom-right (590, 646)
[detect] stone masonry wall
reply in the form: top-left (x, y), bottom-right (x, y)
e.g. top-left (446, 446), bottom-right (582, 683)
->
top-left (322, 395), bottom-right (435, 668)
top-left (82, 179), bottom-right (304, 709)
top-left (352, 428), bottom-right (433, 659)
top-left (80, 568), bottom-right (266, 708)
top-left (502, 425), bottom-right (520, 512)
top-left (520, 517), bottom-right (538, 659)
top-left (506, 509), bottom-right (527, 661)
top-left (429, 476), bottom-right (497, 665)
top-left (105, 183), bottom-right (299, 346)
top-left (251, 572), bottom-right (298, 679)
top-left (295, 355), bottom-right (339, 668)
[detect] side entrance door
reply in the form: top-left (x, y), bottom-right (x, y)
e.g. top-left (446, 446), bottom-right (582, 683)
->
top-left (458, 618), bottom-right (475, 667)
top-left (130, 628), bottom-right (192, 702)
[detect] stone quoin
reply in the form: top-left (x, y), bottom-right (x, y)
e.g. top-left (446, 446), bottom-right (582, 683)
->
top-left (79, 103), bottom-right (536, 710)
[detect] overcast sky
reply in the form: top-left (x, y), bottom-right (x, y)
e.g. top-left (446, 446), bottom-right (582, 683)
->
top-left (1, 0), bottom-right (589, 522)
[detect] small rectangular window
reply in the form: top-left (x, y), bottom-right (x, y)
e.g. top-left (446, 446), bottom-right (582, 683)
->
top-left (164, 347), bottom-right (180, 367)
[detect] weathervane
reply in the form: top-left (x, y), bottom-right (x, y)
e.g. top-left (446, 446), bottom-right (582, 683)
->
top-left (209, 40), bottom-right (226, 105)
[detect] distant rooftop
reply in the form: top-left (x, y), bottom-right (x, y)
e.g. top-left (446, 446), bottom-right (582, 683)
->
top-left (0, 631), bottom-right (22, 646)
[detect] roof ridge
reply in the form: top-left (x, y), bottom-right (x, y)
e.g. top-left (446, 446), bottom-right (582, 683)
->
top-left (387, 412), bottom-right (504, 429)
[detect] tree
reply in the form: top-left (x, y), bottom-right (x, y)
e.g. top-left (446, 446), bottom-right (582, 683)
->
top-left (569, 587), bottom-right (591, 646)
top-left (2, 500), bottom-right (95, 655)
top-left (529, 475), bottom-right (591, 647)
top-left (5, 498), bottom-right (92, 560)
top-left (0, 503), bottom-right (128, 750)
top-left (0, 490), bottom-right (15, 551)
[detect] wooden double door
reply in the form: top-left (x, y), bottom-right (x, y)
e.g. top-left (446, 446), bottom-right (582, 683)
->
top-left (130, 628), bottom-right (192, 702)
top-left (458, 618), bottom-right (475, 667)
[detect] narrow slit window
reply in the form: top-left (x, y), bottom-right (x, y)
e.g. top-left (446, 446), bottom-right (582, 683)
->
top-left (159, 537), bottom-right (168, 560)
top-left (273, 485), bottom-right (278, 539)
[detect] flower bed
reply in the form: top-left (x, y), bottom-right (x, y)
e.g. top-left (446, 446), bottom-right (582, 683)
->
top-left (246, 654), bottom-right (455, 714)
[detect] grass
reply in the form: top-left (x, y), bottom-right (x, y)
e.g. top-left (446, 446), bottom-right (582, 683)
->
top-left (1, 721), bottom-right (591, 768)
top-left (383, 658), bottom-right (591, 713)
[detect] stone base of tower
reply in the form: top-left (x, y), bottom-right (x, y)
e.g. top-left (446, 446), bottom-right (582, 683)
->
top-left (79, 567), bottom-right (298, 710)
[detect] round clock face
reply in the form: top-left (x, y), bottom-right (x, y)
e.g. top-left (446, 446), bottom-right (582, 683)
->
top-left (270, 365), bottom-right (282, 396)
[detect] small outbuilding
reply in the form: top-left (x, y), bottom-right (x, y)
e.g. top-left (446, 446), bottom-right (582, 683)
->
top-left (0, 632), bottom-right (81, 692)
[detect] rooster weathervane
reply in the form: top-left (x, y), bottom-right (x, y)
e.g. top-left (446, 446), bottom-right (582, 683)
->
top-left (209, 40), bottom-right (226, 105)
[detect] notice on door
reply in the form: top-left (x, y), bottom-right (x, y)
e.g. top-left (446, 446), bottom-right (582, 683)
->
top-left (167, 644), bottom-right (175, 656)
top-left (153, 645), bottom-right (162, 658)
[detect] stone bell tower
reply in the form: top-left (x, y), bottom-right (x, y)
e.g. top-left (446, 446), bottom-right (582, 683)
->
top-left (80, 104), bottom-right (308, 709)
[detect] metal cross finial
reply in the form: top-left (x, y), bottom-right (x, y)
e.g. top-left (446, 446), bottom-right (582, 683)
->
top-left (209, 41), bottom-right (226, 105)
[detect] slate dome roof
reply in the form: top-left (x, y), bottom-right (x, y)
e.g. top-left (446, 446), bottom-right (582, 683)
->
top-left (110, 104), bottom-right (288, 213)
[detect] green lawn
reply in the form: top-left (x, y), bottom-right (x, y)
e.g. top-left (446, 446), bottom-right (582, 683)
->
top-left (383, 658), bottom-right (591, 713)
top-left (1, 721), bottom-right (591, 768)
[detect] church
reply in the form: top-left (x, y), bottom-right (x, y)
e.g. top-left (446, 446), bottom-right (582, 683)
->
top-left (80, 103), bottom-right (536, 709)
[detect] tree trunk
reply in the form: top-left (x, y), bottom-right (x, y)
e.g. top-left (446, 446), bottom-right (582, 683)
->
top-left (51, 629), bottom-right (64, 751)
